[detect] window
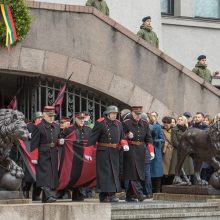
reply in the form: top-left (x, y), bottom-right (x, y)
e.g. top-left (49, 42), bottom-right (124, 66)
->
top-left (161, 0), bottom-right (174, 15)
top-left (196, 0), bottom-right (220, 19)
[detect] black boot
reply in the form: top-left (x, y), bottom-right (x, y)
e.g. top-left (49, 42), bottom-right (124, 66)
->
top-left (23, 190), bottom-right (29, 199)
top-left (153, 178), bottom-right (161, 193)
top-left (72, 188), bottom-right (84, 201)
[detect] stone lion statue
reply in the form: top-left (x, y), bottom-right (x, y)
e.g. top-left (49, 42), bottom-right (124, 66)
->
top-left (0, 109), bottom-right (29, 190)
top-left (173, 120), bottom-right (220, 189)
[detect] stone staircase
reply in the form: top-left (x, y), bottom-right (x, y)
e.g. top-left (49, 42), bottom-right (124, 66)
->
top-left (111, 201), bottom-right (220, 220)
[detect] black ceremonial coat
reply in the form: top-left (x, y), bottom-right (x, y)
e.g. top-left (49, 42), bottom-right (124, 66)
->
top-left (87, 117), bottom-right (125, 193)
top-left (23, 122), bottom-right (37, 183)
top-left (30, 119), bottom-right (60, 189)
top-left (123, 116), bottom-right (153, 181)
top-left (61, 124), bottom-right (92, 186)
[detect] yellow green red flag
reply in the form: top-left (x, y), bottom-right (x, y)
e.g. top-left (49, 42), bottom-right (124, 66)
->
top-left (0, 4), bottom-right (17, 47)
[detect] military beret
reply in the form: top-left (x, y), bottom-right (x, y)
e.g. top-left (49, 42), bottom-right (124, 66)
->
top-left (197, 55), bottom-right (206, 61)
top-left (142, 16), bottom-right (151, 22)
top-left (183, 112), bottom-right (192, 118)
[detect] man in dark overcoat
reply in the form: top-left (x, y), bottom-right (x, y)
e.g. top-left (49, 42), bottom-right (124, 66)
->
top-left (123, 106), bottom-right (154, 202)
top-left (30, 106), bottom-right (61, 203)
top-left (61, 112), bottom-right (92, 201)
top-left (22, 111), bottom-right (43, 201)
top-left (87, 105), bottom-right (129, 202)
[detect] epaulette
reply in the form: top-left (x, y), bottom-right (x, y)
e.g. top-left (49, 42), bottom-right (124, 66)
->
top-left (97, 117), bottom-right (105, 122)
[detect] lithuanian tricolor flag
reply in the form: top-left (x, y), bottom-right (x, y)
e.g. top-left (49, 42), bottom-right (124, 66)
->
top-left (0, 4), bottom-right (17, 47)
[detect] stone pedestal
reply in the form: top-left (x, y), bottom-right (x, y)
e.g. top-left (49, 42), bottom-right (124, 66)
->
top-left (153, 185), bottom-right (220, 201)
top-left (0, 190), bottom-right (30, 204)
top-left (162, 185), bottom-right (220, 195)
top-left (0, 191), bottom-right (24, 200)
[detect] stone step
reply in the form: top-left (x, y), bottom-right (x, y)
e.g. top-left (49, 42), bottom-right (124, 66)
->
top-left (111, 211), bottom-right (220, 220)
top-left (112, 202), bottom-right (219, 215)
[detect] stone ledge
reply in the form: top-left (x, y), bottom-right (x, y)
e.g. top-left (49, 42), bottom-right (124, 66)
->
top-left (154, 192), bottom-right (220, 201)
top-left (26, 1), bottom-right (220, 97)
top-left (39, 2), bottom-right (66, 11)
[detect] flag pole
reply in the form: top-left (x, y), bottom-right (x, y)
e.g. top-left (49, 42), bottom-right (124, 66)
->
top-left (65, 72), bottom-right (73, 84)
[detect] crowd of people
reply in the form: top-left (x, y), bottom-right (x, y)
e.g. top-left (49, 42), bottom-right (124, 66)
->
top-left (18, 103), bottom-right (220, 204)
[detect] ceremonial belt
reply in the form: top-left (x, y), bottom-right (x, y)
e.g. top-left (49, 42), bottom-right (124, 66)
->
top-left (40, 143), bottom-right (56, 148)
top-left (128, 141), bottom-right (144, 145)
top-left (97, 142), bottom-right (120, 148)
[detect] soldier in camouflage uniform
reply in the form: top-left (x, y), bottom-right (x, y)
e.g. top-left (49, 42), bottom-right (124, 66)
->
top-left (86, 0), bottom-right (109, 16)
top-left (137, 16), bottom-right (159, 48)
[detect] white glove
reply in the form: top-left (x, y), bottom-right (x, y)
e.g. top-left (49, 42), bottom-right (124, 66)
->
top-left (28, 133), bottom-right (32, 139)
top-left (128, 131), bottom-right (134, 139)
top-left (58, 138), bottom-right (65, 145)
top-left (31, 160), bottom-right (38, 164)
top-left (123, 145), bottom-right (129, 152)
top-left (84, 155), bottom-right (92, 161)
top-left (150, 152), bottom-right (155, 160)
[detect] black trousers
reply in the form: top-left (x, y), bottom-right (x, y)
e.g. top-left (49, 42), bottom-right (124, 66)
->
top-left (72, 188), bottom-right (84, 201)
top-left (126, 180), bottom-right (143, 199)
top-left (41, 186), bottom-right (56, 202)
top-left (23, 182), bottom-right (41, 199)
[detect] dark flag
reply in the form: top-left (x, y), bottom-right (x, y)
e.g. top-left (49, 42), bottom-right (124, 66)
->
top-left (18, 139), bottom-right (36, 181)
top-left (57, 131), bottom-right (96, 191)
top-left (52, 73), bottom-right (73, 115)
top-left (7, 96), bottom-right (17, 110)
top-left (52, 83), bottom-right (66, 115)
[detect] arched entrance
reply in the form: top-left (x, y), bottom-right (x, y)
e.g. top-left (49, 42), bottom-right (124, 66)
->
top-left (0, 72), bottom-right (128, 122)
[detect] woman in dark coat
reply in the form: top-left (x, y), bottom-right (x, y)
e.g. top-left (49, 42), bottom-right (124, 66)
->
top-left (149, 114), bottom-right (165, 193)
top-left (170, 116), bottom-right (194, 178)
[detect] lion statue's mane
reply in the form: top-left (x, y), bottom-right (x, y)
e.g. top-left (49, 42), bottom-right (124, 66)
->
top-left (0, 109), bottom-right (29, 190)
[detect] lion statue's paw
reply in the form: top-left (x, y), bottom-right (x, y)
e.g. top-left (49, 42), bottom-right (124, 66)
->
top-left (194, 178), bottom-right (208, 185)
top-left (173, 176), bottom-right (191, 186)
top-left (173, 176), bottom-right (183, 184)
top-left (9, 161), bottom-right (24, 179)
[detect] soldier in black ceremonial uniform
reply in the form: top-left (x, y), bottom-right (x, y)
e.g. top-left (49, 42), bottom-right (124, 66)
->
top-left (30, 106), bottom-right (61, 203)
top-left (56, 116), bottom-right (72, 200)
top-left (87, 105), bottom-right (129, 203)
top-left (22, 111), bottom-right (43, 201)
top-left (123, 106), bottom-right (154, 202)
top-left (60, 112), bottom-right (92, 201)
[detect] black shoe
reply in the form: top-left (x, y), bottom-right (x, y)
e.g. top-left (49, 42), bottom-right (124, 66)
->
top-left (145, 194), bottom-right (153, 199)
top-left (46, 196), bottom-right (56, 203)
top-left (72, 197), bottom-right (84, 202)
top-left (62, 192), bottom-right (71, 200)
top-left (137, 194), bottom-right (146, 202)
top-left (23, 191), bottom-right (29, 199)
top-left (125, 197), bottom-right (137, 202)
top-left (100, 197), bottom-right (111, 203)
top-left (32, 196), bottom-right (41, 201)
top-left (110, 195), bottom-right (119, 203)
